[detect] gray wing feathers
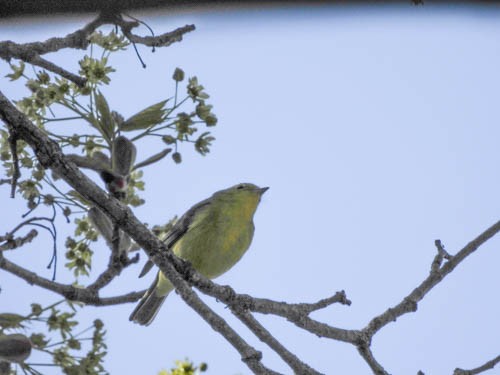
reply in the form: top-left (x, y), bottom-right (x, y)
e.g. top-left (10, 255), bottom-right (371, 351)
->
top-left (163, 198), bottom-right (211, 248)
top-left (129, 274), bottom-right (168, 326)
top-left (137, 199), bottom-right (212, 278)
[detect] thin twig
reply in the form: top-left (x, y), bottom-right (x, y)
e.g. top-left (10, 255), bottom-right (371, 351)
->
top-left (0, 229), bottom-right (37, 251)
top-left (87, 252), bottom-right (139, 291)
top-left (0, 250), bottom-right (145, 305)
top-left (454, 355), bottom-right (500, 375)
top-left (235, 310), bottom-right (323, 375)
top-left (363, 220), bottom-right (500, 337)
top-left (357, 344), bottom-right (389, 375)
top-left (7, 130), bottom-right (20, 198)
top-left (0, 13), bottom-right (195, 87)
top-left (0, 216), bottom-right (55, 261)
top-left (28, 55), bottom-right (86, 87)
top-left (116, 17), bottom-right (195, 47)
top-left (431, 239), bottom-right (451, 273)
top-left (0, 17), bottom-right (103, 86)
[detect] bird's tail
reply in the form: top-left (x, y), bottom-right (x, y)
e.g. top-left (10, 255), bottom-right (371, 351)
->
top-left (129, 281), bottom-right (168, 326)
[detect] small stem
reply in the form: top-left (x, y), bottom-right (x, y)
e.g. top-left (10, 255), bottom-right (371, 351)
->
top-left (8, 130), bottom-right (20, 198)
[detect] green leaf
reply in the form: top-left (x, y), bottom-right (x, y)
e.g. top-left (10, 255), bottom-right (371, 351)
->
top-left (133, 148), bottom-right (172, 170)
top-left (120, 99), bottom-right (169, 131)
top-left (6, 61), bottom-right (25, 81)
top-left (85, 113), bottom-right (102, 132)
top-left (30, 333), bottom-right (48, 349)
top-left (95, 91), bottom-right (114, 141)
top-left (66, 154), bottom-right (111, 173)
top-left (195, 132), bottom-right (215, 155)
top-left (0, 313), bottom-right (25, 329)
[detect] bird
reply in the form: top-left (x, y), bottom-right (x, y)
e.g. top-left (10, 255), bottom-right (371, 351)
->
top-left (129, 182), bottom-right (268, 326)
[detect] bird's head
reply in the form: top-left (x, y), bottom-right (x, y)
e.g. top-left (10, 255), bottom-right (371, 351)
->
top-left (214, 183), bottom-right (269, 209)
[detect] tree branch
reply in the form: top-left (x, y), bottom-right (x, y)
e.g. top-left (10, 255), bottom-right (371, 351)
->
top-left (0, 250), bottom-right (145, 305)
top-left (0, 16), bottom-right (103, 86)
top-left (357, 344), bottom-right (389, 375)
top-left (28, 54), bottom-right (87, 87)
top-left (97, 290), bottom-right (147, 306)
top-left (454, 354), bottom-right (500, 375)
top-left (0, 13), bottom-right (194, 87)
top-left (87, 252), bottom-right (139, 291)
top-left (363, 220), bottom-right (500, 338)
top-left (164, 262), bottom-right (360, 344)
top-left (117, 17), bottom-right (196, 47)
top-left (234, 310), bottom-right (323, 375)
top-left (7, 130), bottom-right (20, 198)
top-left (0, 229), bottom-right (37, 251)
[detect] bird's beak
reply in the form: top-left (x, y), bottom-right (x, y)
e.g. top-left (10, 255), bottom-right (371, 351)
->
top-left (259, 187), bottom-right (269, 195)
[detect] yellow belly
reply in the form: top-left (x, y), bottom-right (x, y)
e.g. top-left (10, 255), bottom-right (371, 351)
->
top-left (155, 201), bottom-right (256, 296)
top-left (174, 217), bottom-right (254, 279)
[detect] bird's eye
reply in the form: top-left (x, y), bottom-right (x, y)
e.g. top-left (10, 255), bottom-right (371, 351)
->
top-left (237, 184), bottom-right (245, 190)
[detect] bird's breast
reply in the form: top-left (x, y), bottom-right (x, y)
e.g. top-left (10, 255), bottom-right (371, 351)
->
top-left (173, 203), bottom-right (256, 279)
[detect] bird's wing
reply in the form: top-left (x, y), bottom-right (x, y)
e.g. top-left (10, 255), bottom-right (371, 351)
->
top-left (163, 197), bottom-right (212, 248)
top-left (138, 198), bottom-right (212, 278)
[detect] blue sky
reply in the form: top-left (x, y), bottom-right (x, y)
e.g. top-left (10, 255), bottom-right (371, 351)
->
top-left (1, 4), bottom-right (500, 374)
